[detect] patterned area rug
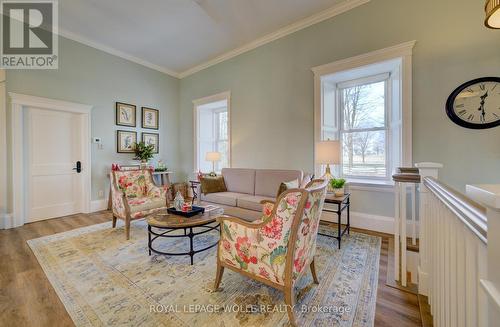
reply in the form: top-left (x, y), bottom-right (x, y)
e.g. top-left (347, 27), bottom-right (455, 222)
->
top-left (28, 220), bottom-right (381, 327)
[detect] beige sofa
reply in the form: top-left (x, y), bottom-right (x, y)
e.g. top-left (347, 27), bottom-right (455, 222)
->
top-left (199, 168), bottom-right (304, 217)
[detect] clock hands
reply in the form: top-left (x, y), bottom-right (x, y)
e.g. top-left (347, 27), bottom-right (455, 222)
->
top-left (477, 91), bottom-right (488, 122)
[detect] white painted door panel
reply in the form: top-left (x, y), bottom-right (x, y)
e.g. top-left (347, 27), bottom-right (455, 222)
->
top-left (28, 107), bottom-right (82, 222)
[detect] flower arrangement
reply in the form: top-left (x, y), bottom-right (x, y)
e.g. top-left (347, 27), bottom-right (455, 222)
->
top-left (330, 178), bottom-right (346, 197)
top-left (133, 141), bottom-right (155, 163)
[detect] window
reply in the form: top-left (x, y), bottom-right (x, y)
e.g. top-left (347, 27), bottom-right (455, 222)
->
top-left (339, 74), bottom-right (389, 179)
top-left (194, 92), bottom-right (231, 173)
top-left (313, 41), bottom-right (415, 184)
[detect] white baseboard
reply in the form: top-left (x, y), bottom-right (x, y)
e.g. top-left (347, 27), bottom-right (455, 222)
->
top-left (418, 267), bottom-right (429, 296)
top-left (321, 209), bottom-right (420, 235)
top-left (91, 199), bottom-right (108, 212)
top-left (1, 213), bottom-right (13, 229)
top-left (321, 210), bottom-right (394, 234)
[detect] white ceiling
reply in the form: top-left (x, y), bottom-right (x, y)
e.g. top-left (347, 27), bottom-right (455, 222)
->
top-left (59, 0), bottom-right (364, 77)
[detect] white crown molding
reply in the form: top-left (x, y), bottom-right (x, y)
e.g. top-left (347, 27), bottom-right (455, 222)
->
top-left (57, 0), bottom-right (369, 80)
top-left (58, 28), bottom-right (181, 78)
top-left (178, 0), bottom-right (371, 78)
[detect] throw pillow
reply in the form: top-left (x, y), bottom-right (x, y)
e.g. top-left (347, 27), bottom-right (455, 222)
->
top-left (200, 176), bottom-right (227, 194)
top-left (276, 179), bottom-right (299, 198)
top-left (300, 173), bottom-right (314, 188)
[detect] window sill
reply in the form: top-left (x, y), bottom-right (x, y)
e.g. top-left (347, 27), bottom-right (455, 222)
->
top-left (345, 178), bottom-right (394, 193)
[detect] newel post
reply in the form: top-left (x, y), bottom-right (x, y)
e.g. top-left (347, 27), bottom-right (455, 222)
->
top-left (415, 162), bottom-right (443, 296)
top-left (466, 184), bottom-right (500, 326)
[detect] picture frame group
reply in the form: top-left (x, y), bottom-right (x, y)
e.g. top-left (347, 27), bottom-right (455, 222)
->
top-left (115, 102), bottom-right (160, 153)
top-left (116, 102), bottom-right (159, 129)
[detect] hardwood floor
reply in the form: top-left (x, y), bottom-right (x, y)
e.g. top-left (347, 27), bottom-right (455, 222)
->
top-left (0, 212), bottom-right (430, 327)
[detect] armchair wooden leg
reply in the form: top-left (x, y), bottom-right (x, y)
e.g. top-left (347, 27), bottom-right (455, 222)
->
top-left (214, 262), bottom-right (225, 291)
top-left (284, 287), bottom-right (297, 327)
top-left (112, 216), bottom-right (117, 228)
top-left (310, 258), bottom-right (319, 284)
top-left (125, 219), bottom-right (131, 240)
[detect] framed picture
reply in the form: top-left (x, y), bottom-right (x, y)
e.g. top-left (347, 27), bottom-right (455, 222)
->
top-left (142, 132), bottom-right (159, 153)
top-left (117, 130), bottom-right (137, 153)
top-left (142, 107), bottom-right (159, 129)
top-left (116, 102), bottom-right (136, 127)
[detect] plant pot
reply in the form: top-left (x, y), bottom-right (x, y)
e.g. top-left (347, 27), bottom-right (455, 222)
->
top-left (140, 160), bottom-right (148, 169)
top-left (334, 187), bottom-right (344, 197)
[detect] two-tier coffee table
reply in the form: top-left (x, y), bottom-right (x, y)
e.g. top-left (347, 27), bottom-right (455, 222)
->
top-left (147, 207), bottom-right (223, 265)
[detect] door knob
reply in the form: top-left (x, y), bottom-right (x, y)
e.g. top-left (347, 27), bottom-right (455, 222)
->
top-left (73, 161), bottom-right (82, 173)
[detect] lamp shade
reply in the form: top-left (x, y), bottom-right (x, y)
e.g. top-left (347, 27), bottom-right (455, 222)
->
top-left (485, 0), bottom-right (500, 29)
top-left (315, 140), bottom-right (340, 164)
top-left (205, 151), bottom-right (221, 162)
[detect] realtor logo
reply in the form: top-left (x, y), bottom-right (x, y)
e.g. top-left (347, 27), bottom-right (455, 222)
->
top-left (1, 0), bottom-right (58, 69)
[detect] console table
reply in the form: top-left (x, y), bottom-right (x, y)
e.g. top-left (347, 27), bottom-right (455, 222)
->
top-left (319, 193), bottom-right (350, 249)
top-left (152, 171), bottom-right (173, 187)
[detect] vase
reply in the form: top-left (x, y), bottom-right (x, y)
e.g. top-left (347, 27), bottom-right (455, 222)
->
top-left (140, 160), bottom-right (148, 169)
top-left (174, 191), bottom-right (185, 211)
top-left (334, 187), bottom-right (344, 197)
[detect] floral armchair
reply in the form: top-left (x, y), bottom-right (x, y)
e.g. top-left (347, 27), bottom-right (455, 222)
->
top-left (110, 169), bottom-right (169, 239)
top-left (214, 179), bottom-right (327, 325)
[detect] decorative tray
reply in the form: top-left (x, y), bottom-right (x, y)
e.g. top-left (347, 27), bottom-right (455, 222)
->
top-left (167, 206), bottom-right (205, 217)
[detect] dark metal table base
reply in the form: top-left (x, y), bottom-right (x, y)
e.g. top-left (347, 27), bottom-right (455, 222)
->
top-left (148, 222), bottom-right (219, 265)
top-left (318, 196), bottom-right (350, 249)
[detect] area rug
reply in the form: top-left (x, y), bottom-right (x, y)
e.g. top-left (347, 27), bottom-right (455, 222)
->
top-left (28, 220), bottom-right (381, 327)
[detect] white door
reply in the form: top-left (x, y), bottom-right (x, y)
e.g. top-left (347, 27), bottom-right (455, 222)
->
top-left (28, 107), bottom-right (84, 222)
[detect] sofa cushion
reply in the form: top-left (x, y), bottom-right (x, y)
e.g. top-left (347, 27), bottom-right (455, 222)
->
top-left (237, 195), bottom-right (275, 211)
top-left (254, 169), bottom-right (303, 198)
top-left (223, 207), bottom-right (263, 222)
top-left (276, 179), bottom-right (300, 198)
top-left (221, 168), bottom-right (255, 195)
top-left (200, 192), bottom-right (246, 207)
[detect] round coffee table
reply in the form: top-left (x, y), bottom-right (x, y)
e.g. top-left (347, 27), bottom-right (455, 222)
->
top-left (146, 208), bottom-right (222, 265)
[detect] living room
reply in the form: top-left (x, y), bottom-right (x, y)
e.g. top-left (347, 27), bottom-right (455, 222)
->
top-left (0, 0), bottom-right (499, 326)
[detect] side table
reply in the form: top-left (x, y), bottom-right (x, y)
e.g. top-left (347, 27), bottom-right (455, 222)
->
top-left (319, 193), bottom-right (350, 249)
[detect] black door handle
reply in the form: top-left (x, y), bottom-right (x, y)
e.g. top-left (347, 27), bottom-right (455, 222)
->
top-left (73, 161), bottom-right (82, 173)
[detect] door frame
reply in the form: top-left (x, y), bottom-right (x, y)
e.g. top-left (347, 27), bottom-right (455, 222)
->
top-left (9, 93), bottom-right (92, 228)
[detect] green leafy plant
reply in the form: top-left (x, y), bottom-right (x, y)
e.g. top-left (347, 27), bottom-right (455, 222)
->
top-left (330, 178), bottom-right (346, 189)
top-left (133, 141), bottom-right (155, 162)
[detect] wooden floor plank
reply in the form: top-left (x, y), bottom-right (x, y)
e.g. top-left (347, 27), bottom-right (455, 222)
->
top-left (0, 211), bottom-right (432, 326)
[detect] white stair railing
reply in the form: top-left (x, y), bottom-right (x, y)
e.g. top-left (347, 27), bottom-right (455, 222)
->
top-left (393, 167), bottom-right (420, 287)
top-left (417, 163), bottom-right (491, 327)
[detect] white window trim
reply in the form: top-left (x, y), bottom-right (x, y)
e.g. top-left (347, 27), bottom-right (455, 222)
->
top-left (192, 91), bottom-right (231, 173)
top-left (312, 40), bottom-right (415, 187)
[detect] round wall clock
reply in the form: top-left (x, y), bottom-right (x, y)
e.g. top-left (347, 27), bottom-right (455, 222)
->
top-left (446, 77), bottom-right (500, 129)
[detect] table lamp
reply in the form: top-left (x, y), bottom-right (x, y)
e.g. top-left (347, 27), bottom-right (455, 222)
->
top-left (205, 151), bottom-right (221, 176)
top-left (315, 140), bottom-right (340, 191)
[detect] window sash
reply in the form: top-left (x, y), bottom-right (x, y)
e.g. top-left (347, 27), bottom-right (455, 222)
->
top-left (337, 76), bottom-right (391, 180)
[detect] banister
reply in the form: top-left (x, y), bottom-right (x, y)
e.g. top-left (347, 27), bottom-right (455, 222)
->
top-left (424, 176), bottom-right (487, 244)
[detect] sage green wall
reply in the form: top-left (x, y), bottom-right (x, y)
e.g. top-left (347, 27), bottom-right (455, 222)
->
top-left (6, 36), bottom-right (180, 203)
top-left (179, 0), bottom-right (500, 216)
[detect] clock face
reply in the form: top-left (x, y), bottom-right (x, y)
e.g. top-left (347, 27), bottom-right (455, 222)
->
top-left (446, 77), bottom-right (500, 129)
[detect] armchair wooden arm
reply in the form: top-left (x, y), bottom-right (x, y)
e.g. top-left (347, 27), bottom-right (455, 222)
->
top-left (216, 214), bottom-right (268, 229)
top-left (259, 199), bottom-right (275, 205)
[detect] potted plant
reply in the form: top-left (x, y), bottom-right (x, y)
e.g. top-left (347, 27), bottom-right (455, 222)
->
top-left (133, 141), bottom-right (155, 169)
top-left (330, 178), bottom-right (346, 197)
